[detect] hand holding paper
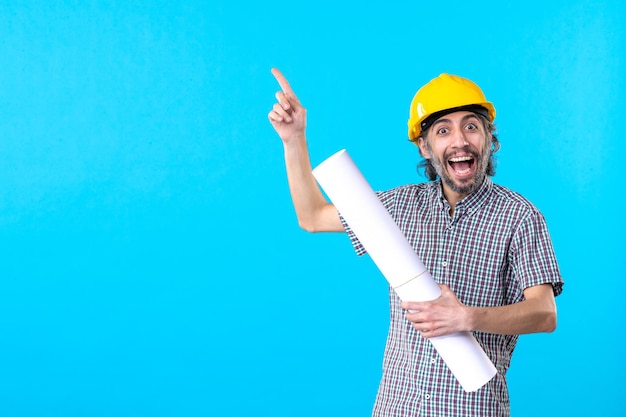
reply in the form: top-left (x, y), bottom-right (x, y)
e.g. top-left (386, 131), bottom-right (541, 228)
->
top-left (402, 284), bottom-right (472, 338)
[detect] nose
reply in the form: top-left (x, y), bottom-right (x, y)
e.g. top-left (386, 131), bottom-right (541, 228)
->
top-left (451, 128), bottom-right (468, 148)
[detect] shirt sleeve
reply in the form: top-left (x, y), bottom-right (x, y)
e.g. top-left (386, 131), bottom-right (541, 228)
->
top-left (339, 189), bottom-right (397, 257)
top-left (509, 210), bottom-right (564, 297)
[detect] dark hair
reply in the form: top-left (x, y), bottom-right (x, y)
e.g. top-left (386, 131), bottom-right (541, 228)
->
top-left (411, 114), bottom-right (500, 181)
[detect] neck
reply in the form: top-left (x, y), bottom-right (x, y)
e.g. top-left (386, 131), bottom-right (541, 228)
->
top-left (440, 177), bottom-right (487, 216)
top-left (442, 186), bottom-right (467, 217)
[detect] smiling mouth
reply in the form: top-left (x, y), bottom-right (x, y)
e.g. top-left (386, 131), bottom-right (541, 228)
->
top-left (448, 156), bottom-right (475, 176)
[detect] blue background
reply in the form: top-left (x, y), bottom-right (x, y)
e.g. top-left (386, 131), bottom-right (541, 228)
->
top-left (1, 1), bottom-right (624, 416)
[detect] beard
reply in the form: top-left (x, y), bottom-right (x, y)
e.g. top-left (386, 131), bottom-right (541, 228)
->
top-left (428, 143), bottom-right (491, 196)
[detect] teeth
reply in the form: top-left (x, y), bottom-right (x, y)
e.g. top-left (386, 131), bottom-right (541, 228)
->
top-left (449, 156), bottom-right (472, 162)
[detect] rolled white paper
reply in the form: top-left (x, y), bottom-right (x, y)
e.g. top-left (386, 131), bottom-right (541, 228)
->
top-left (312, 149), bottom-right (497, 393)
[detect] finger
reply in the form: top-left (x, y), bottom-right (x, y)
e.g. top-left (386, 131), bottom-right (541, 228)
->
top-left (271, 102), bottom-right (292, 122)
top-left (420, 328), bottom-right (434, 338)
top-left (268, 109), bottom-right (284, 123)
top-left (405, 311), bottom-right (421, 322)
top-left (405, 311), bottom-right (425, 326)
top-left (271, 68), bottom-right (293, 94)
top-left (271, 68), bottom-right (301, 104)
top-left (275, 91), bottom-right (291, 111)
top-left (401, 301), bottom-right (425, 311)
top-left (422, 325), bottom-right (446, 339)
top-left (413, 323), bottom-right (431, 335)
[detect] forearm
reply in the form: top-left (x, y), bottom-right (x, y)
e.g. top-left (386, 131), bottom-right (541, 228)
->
top-left (283, 136), bottom-right (342, 232)
top-left (404, 283), bottom-right (557, 337)
top-left (466, 285), bottom-right (557, 335)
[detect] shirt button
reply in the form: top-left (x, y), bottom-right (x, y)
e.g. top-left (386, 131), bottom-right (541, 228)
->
top-left (430, 358), bottom-right (436, 364)
top-left (441, 261), bottom-right (448, 267)
top-left (424, 394), bottom-right (431, 400)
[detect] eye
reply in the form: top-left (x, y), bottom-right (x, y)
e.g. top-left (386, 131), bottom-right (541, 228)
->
top-left (436, 127), bottom-right (449, 135)
top-left (465, 122), bottom-right (478, 131)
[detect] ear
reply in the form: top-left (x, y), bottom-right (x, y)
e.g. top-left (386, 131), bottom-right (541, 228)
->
top-left (417, 137), bottom-right (431, 159)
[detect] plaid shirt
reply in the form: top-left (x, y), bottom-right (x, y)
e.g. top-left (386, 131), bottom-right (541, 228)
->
top-left (343, 178), bottom-right (563, 417)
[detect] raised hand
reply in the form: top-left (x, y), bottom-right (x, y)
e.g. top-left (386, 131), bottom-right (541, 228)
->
top-left (268, 68), bottom-right (307, 144)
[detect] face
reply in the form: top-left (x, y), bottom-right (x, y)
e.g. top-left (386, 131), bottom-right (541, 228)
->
top-left (418, 111), bottom-right (491, 199)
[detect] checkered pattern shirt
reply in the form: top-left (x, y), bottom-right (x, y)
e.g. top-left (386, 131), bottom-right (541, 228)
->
top-left (343, 178), bottom-right (563, 417)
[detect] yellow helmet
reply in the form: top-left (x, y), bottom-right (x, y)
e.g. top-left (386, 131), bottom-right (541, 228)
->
top-left (407, 73), bottom-right (496, 140)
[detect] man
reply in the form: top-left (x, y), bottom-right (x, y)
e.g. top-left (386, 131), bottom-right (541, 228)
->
top-left (268, 68), bottom-right (563, 417)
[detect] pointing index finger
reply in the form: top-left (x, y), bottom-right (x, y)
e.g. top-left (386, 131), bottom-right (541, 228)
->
top-left (271, 67), bottom-right (295, 96)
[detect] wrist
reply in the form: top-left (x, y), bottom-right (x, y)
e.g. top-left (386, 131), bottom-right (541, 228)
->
top-left (283, 134), bottom-right (308, 155)
top-left (281, 132), bottom-right (306, 147)
top-left (464, 306), bottom-right (478, 332)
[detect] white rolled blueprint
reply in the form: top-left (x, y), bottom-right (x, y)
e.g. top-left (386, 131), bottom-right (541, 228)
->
top-left (312, 149), bottom-right (497, 393)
